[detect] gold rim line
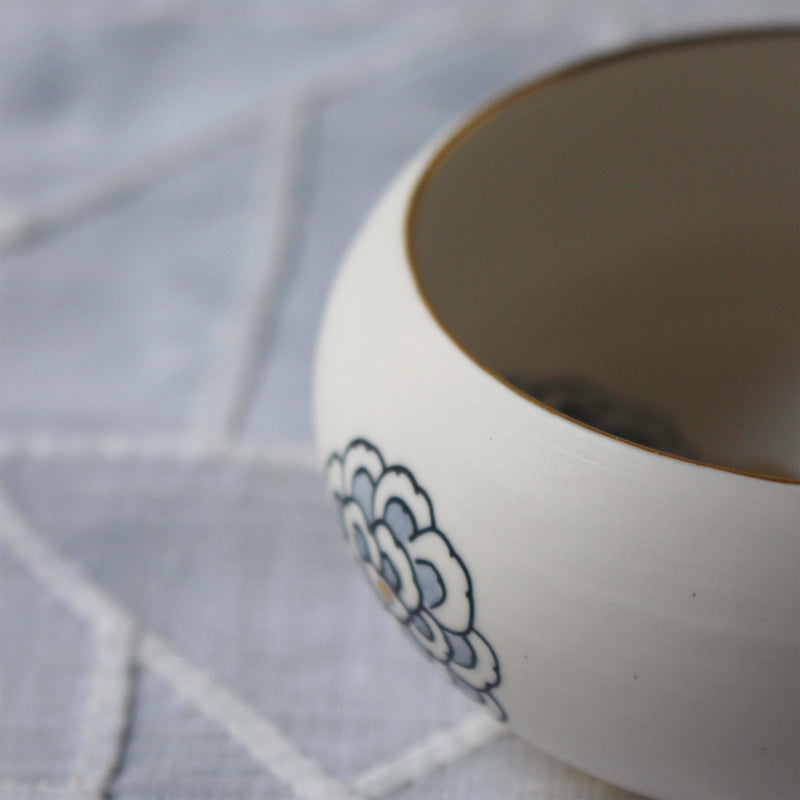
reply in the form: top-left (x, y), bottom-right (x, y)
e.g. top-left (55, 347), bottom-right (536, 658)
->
top-left (404, 27), bottom-right (800, 486)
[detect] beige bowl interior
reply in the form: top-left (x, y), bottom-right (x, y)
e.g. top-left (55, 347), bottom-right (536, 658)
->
top-left (411, 32), bottom-right (799, 480)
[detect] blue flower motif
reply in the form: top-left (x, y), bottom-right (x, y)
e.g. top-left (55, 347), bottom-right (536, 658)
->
top-left (327, 438), bottom-right (506, 721)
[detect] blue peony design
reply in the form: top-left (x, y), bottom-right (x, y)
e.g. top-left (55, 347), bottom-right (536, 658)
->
top-left (327, 438), bottom-right (506, 721)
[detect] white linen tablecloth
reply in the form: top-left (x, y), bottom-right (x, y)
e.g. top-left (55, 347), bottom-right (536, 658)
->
top-left (2, 3), bottom-right (797, 798)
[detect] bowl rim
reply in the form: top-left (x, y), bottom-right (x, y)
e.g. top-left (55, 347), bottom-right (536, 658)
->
top-left (405, 26), bottom-right (800, 486)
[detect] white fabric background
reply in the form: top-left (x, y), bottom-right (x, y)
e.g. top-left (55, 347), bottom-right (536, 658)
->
top-left (1, 3), bottom-right (798, 798)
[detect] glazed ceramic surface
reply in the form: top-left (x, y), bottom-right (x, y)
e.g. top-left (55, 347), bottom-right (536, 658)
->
top-left (313, 31), bottom-right (800, 800)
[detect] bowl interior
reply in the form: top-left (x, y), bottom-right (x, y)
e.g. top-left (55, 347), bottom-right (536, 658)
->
top-left (410, 32), bottom-right (799, 479)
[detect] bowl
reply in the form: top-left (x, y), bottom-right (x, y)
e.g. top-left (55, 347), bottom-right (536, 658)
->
top-left (313, 30), bottom-right (799, 800)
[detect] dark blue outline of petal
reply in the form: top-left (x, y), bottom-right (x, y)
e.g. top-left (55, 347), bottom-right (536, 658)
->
top-left (448, 628), bottom-right (501, 692)
top-left (379, 554), bottom-right (401, 593)
top-left (382, 497), bottom-right (419, 544)
top-left (373, 465), bottom-right (436, 532)
top-left (337, 504), bottom-right (349, 542)
top-left (353, 527), bottom-right (371, 561)
top-left (409, 611), bottom-right (434, 641)
top-left (484, 692), bottom-right (507, 722)
top-left (403, 611), bottom-right (453, 665)
top-left (328, 436), bottom-right (506, 724)
top-left (448, 670), bottom-right (507, 721)
top-left (444, 629), bottom-right (476, 669)
top-left (343, 438), bottom-right (386, 476)
top-left (351, 467), bottom-right (377, 524)
top-left (369, 519), bottom-right (422, 616)
top-left (412, 528), bottom-right (474, 635)
top-left (326, 453), bottom-right (344, 501)
top-left (413, 558), bottom-right (446, 610)
top-left (468, 629), bottom-right (501, 690)
top-left (339, 502), bottom-right (371, 564)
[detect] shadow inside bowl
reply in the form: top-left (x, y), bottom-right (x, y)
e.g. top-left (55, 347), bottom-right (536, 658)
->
top-left (410, 31), bottom-right (800, 481)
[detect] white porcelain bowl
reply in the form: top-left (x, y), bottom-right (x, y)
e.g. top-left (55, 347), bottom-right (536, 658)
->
top-left (313, 31), bottom-right (799, 800)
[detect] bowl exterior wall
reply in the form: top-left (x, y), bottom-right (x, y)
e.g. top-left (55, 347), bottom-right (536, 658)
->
top-left (313, 143), bottom-right (800, 800)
